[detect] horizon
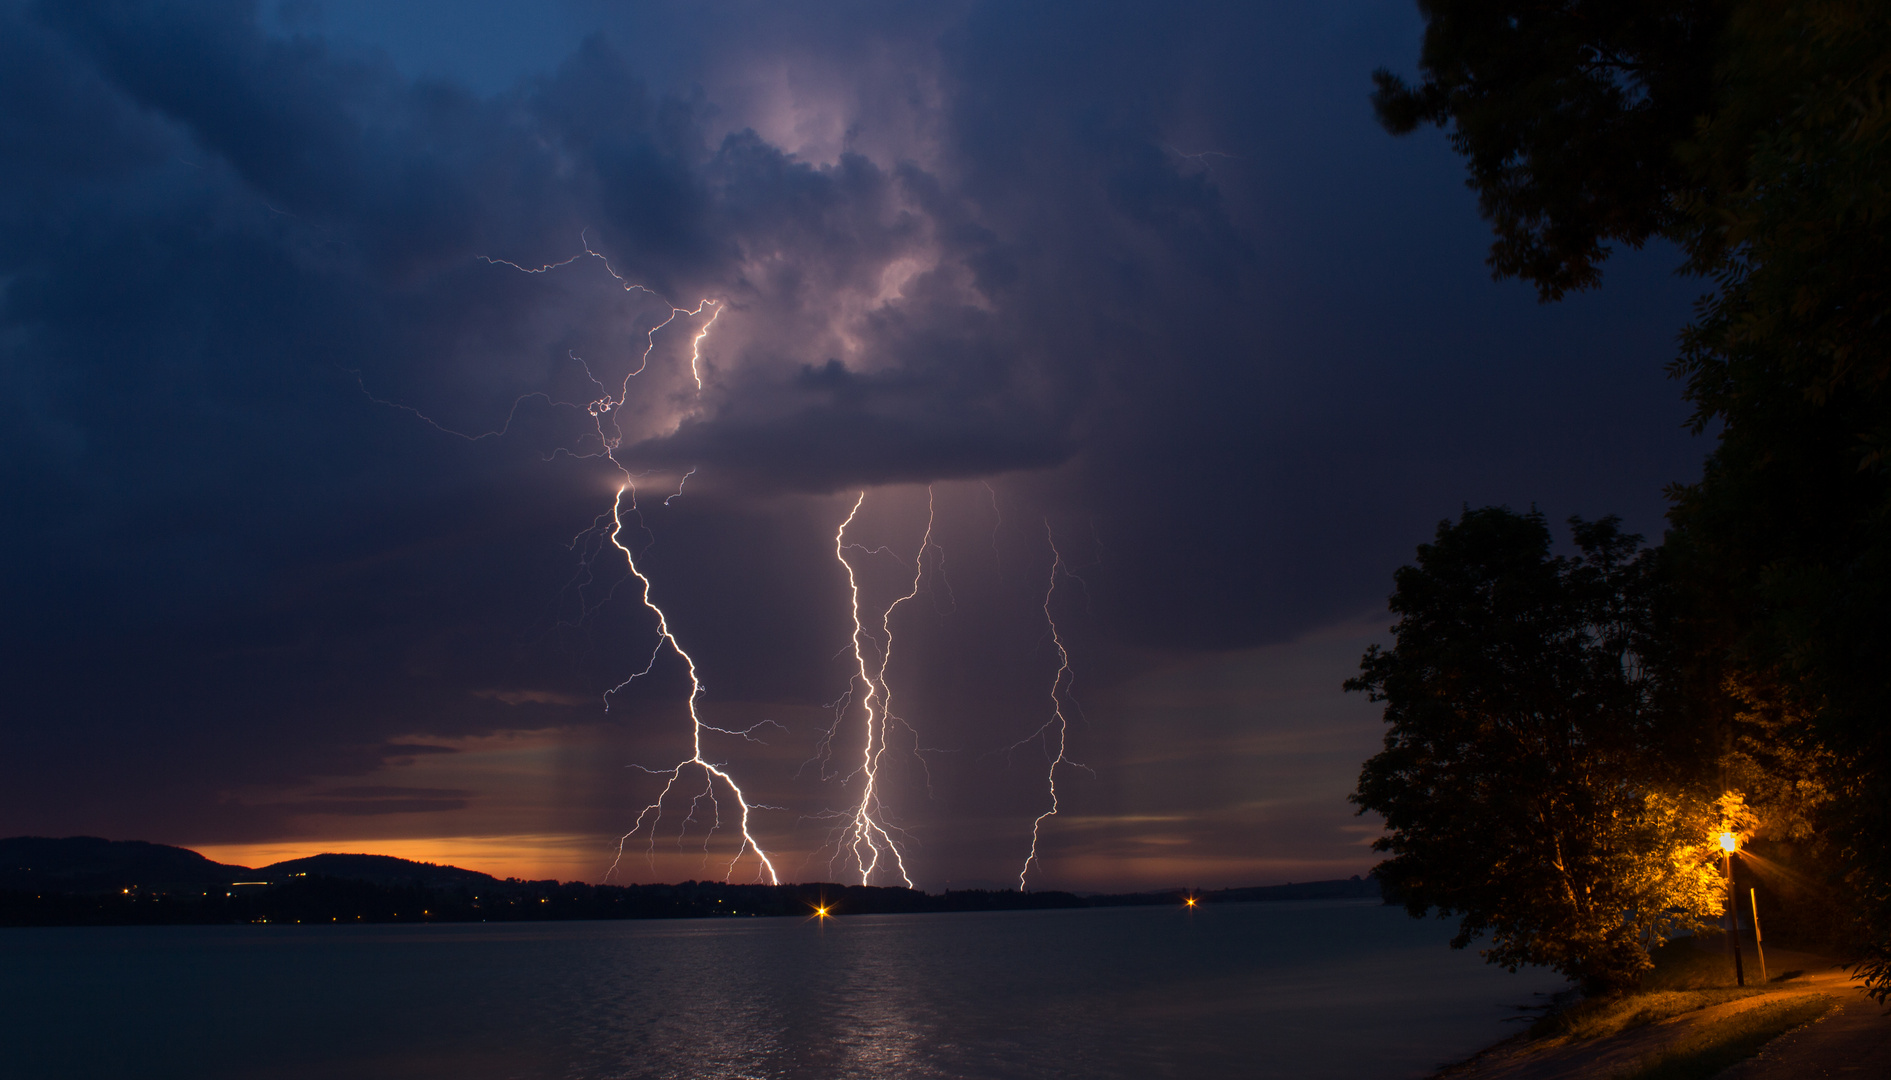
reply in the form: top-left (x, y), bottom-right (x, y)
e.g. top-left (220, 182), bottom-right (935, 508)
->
top-left (8, 833), bottom-right (1373, 893)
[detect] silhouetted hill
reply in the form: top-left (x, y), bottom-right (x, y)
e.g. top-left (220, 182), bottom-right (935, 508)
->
top-left (257, 853), bottom-right (498, 888)
top-left (0, 836), bottom-right (250, 892)
top-left (0, 838), bottom-right (500, 893)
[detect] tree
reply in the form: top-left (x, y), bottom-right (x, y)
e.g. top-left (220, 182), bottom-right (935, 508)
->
top-left (1674, 1), bottom-right (1891, 993)
top-left (1376, 0), bottom-right (1891, 996)
top-left (1350, 508), bottom-right (1728, 994)
top-left (1374, 1), bottom-right (1887, 418)
top-left (1371, 0), bottom-right (1729, 299)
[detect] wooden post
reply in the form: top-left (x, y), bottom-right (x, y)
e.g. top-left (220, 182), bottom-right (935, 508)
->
top-left (1750, 887), bottom-right (1768, 984)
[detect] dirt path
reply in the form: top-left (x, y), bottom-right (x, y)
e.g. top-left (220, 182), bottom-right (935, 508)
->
top-left (1433, 951), bottom-right (1882, 1080)
top-left (1714, 968), bottom-right (1891, 1079)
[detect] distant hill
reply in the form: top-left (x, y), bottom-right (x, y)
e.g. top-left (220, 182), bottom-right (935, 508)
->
top-left (257, 853), bottom-right (497, 888)
top-left (0, 837), bottom-right (498, 893)
top-left (0, 836), bottom-right (250, 892)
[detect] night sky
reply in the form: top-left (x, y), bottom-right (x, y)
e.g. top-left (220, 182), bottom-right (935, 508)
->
top-left (0, 0), bottom-right (1706, 890)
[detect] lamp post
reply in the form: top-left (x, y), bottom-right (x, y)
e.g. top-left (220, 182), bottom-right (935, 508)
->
top-left (1719, 832), bottom-right (1746, 987)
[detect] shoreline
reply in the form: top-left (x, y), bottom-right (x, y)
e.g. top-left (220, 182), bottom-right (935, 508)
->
top-left (0, 874), bottom-right (1383, 928)
top-left (1430, 948), bottom-right (1879, 1080)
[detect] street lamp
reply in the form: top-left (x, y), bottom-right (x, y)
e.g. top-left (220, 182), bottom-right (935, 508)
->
top-left (1719, 832), bottom-right (1746, 987)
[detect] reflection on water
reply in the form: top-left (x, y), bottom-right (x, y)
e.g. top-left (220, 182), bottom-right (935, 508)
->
top-left (0, 900), bottom-right (1565, 1079)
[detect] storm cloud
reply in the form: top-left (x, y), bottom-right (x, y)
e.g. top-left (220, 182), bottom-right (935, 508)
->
top-left (0, 0), bottom-right (1706, 888)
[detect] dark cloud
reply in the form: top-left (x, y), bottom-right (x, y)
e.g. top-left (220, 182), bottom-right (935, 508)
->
top-left (0, 0), bottom-right (1706, 888)
top-left (471, 689), bottom-right (594, 707)
top-left (279, 784), bottom-right (475, 815)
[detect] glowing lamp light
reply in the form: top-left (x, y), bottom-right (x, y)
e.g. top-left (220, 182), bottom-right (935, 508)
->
top-left (1719, 832), bottom-right (1738, 854)
top-left (1184, 897), bottom-right (1197, 908)
top-left (814, 905), bottom-right (830, 919)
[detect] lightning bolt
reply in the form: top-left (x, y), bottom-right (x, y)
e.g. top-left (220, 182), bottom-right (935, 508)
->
top-left (686, 302), bottom-right (723, 391)
top-left (484, 233), bottom-right (719, 420)
top-left (826, 487), bottom-right (939, 886)
top-left (663, 467), bottom-right (696, 506)
top-left (1019, 523), bottom-right (1077, 891)
top-left (359, 235), bottom-right (719, 450)
top-left (602, 477), bottom-right (780, 885)
top-left (371, 237), bottom-right (780, 885)
top-left (582, 295), bottom-right (719, 414)
top-left (563, 267), bottom-right (775, 884)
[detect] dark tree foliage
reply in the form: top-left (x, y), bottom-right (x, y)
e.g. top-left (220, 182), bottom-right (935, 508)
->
top-left (1379, 0), bottom-right (1891, 997)
top-left (1675, 2), bottom-right (1891, 415)
top-left (1350, 508), bottom-right (1722, 995)
top-left (1652, 528), bottom-right (1850, 950)
top-left (1671, 1), bottom-right (1891, 995)
top-left (1371, 0), bottom-right (1729, 298)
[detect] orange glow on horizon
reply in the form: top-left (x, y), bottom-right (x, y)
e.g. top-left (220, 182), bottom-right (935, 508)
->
top-left (190, 834), bottom-right (610, 882)
top-left (188, 833), bottom-right (1378, 892)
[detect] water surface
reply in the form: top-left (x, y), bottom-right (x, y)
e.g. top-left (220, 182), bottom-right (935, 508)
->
top-left (0, 900), bottom-right (1564, 1079)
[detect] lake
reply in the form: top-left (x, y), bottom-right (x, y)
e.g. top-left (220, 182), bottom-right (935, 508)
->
top-left (0, 900), bottom-right (1565, 1079)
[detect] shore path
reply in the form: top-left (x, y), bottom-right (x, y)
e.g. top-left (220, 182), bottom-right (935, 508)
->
top-left (1435, 949), bottom-right (1889, 1080)
top-left (1716, 961), bottom-right (1891, 1079)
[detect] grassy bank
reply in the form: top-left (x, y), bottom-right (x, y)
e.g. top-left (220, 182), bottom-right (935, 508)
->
top-left (1500, 938), bottom-right (1833, 1078)
top-left (1530, 939), bottom-right (1772, 1041)
top-left (1619, 994), bottom-right (1832, 1080)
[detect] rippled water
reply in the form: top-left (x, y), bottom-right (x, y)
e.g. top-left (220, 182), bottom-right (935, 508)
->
top-left (0, 900), bottom-right (1566, 1079)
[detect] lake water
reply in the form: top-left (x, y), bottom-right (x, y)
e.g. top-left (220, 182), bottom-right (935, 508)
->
top-left (0, 900), bottom-right (1565, 1079)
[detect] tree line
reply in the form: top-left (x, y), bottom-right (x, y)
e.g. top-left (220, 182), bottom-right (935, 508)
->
top-left (1352, 0), bottom-right (1889, 996)
top-left (0, 875), bottom-right (1381, 927)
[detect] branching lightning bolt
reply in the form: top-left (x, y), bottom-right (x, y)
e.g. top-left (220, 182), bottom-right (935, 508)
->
top-left (370, 236), bottom-right (779, 885)
top-left (560, 263), bottom-right (774, 884)
top-left (482, 233), bottom-right (719, 419)
top-left (824, 488), bottom-right (941, 886)
top-left (603, 478), bottom-right (780, 885)
top-left (1019, 523), bottom-right (1079, 891)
